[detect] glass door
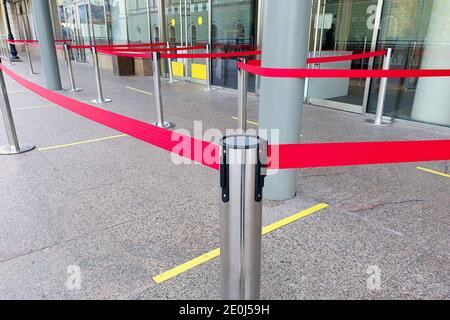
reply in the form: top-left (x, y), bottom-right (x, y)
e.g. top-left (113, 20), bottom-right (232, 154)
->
top-left (307, 0), bottom-right (382, 113)
top-left (365, 0), bottom-right (450, 127)
top-left (186, 0), bottom-right (209, 83)
top-left (62, 1), bottom-right (90, 62)
top-left (211, 0), bottom-right (258, 91)
top-left (165, 0), bottom-right (209, 83)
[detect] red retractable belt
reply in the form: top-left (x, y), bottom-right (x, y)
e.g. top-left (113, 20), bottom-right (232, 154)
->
top-left (306, 50), bottom-right (386, 64)
top-left (0, 63), bottom-right (220, 170)
top-left (161, 50), bottom-right (262, 59)
top-left (237, 61), bottom-right (450, 79)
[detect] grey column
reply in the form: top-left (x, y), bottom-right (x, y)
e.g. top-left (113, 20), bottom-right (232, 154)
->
top-left (258, 0), bottom-right (311, 200)
top-left (31, 0), bottom-right (62, 90)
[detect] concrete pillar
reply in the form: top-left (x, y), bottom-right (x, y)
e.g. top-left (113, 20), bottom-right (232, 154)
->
top-left (411, 0), bottom-right (450, 126)
top-left (31, 0), bottom-right (62, 90)
top-left (258, 0), bottom-right (311, 200)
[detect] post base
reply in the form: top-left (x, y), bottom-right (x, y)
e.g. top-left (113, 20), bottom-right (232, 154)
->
top-left (68, 88), bottom-right (84, 92)
top-left (152, 121), bottom-right (175, 129)
top-left (167, 79), bottom-right (178, 84)
top-left (365, 119), bottom-right (393, 127)
top-left (204, 86), bottom-right (219, 92)
top-left (0, 143), bottom-right (35, 155)
top-left (92, 98), bottom-right (112, 104)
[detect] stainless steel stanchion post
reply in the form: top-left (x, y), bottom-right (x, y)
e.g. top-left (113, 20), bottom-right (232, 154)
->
top-left (204, 43), bottom-right (216, 92)
top-left (166, 41), bottom-right (176, 83)
top-left (24, 41), bottom-right (36, 74)
top-left (366, 48), bottom-right (393, 126)
top-left (151, 52), bottom-right (175, 129)
top-left (0, 58), bottom-right (35, 155)
top-left (91, 47), bottom-right (111, 104)
top-left (220, 135), bottom-right (267, 300)
top-left (303, 52), bottom-right (312, 104)
top-left (237, 58), bottom-right (248, 132)
top-left (64, 43), bottom-right (83, 92)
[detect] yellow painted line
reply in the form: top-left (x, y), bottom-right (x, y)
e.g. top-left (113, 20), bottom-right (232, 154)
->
top-left (38, 134), bottom-right (128, 151)
top-left (13, 104), bottom-right (55, 111)
top-left (152, 203), bottom-right (329, 284)
top-left (417, 167), bottom-right (450, 179)
top-left (231, 117), bottom-right (304, 137)
top-left (13, 101), bottom-right (91, 111)
top-left (232, 116), bottom-right (259, 126)
top-left (126, 86), bottom-right (153, 95)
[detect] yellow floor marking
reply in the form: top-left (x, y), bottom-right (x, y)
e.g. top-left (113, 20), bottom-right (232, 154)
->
top-left (13, 101), bottom-right (91, 111)
top-left (126, 86), bottom-right (153, 95)
top-left (13, 104), bottom-right (55, 110)
top-left (232, 116), bottom-right (259, 126)
top-left (231, 117), bottom-right (304, 137)
top-left (38, 134), bottom-right (128, 151)
top-left (152, 203), bottom-right (329, 284)
top-left (417, 167), bottom-right (450, 179)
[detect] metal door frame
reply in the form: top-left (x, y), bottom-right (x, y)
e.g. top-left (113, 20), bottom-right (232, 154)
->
top-left (306, 0), bottom-right (384, 114)
top-left (168, 0), bottom-right (210, 83)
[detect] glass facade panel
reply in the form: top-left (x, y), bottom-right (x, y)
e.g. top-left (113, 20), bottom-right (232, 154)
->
top-left (211, 0), bottom-right (257, 91)
top-left (90, 0), bottom-right (107, 44)
top-left (367, 0), bottom-right (450, 127)
top-left (109, 0), bottom-right (128, 43)
top-left (308, 0), bottom-right (378, 110)
top-left (126, 0), bottom-right (150, 43)
top-left (165, 0), bottom-right (183, 45)
top-left (39, 0), bottom-right (450, 127)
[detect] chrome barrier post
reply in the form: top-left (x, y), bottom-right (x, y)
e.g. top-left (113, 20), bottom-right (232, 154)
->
top-left (366, 48), bottom-right (393, 126)
top-left (166, 41), bottom-right (176, 83)
top-left (0, 58), bottom-right (35, 155)
top-left (237, 58), bottom-right (248, 132)
top-left (220, 135), bottom-right (267, 300)
top-left (91, 47), bottom-right (111, 104)
top-left (204, 43), bottom-right (215, 92)
top-left (152, 52), bottom-right (175, 129)
top-left (64, 44), bottom-right (83, 92)
top-left (303, 52), bottom-right (312, 104)
top-left (24, 41), bottom-right (37, 75)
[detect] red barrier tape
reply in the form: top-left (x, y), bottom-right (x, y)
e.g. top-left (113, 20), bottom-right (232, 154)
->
top-left (270, 141), bottom-right (450, 169)
top-left (0, 63), bottom-right (219, 170)
top-left (212, 44), bottom-right (255, 50)
top-left (96, 49), bottom-right (152, 59)
top-left (105, 45), bottom-right (205, 52)
top-left (103, 42), bottom-right (167, 48)
top-left (248, 60), bottom-right (262, 66)
top-left (1, 63), bottom-right (449, 171)
top-left (161, 50), bottom-right (262, 59)
top-left (8, 39), bottom-right (70, 44)
top-left (67, 45), bottom-right (90, 49)
top-left (237, 61), bottom-right (450, 78)
top-left (306, 50), bottom-right (386, 64)
top-left (67, 43), bottom-right (168, 50)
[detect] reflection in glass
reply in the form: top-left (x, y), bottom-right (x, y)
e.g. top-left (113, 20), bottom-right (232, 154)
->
top-left (126, 0), bottom-right (150, 43)
top-left (367, 0), bottom-right (450, 127)
top-left (211, 0), bottom-right (257, 91)
top-left (108, 0), bottom-right (127, 43)
top-left (308, 0), bottom-right (378, 110)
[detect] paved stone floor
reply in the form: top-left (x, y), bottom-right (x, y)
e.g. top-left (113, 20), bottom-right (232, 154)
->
top-left (0, 52), bottom-right (449, 300)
